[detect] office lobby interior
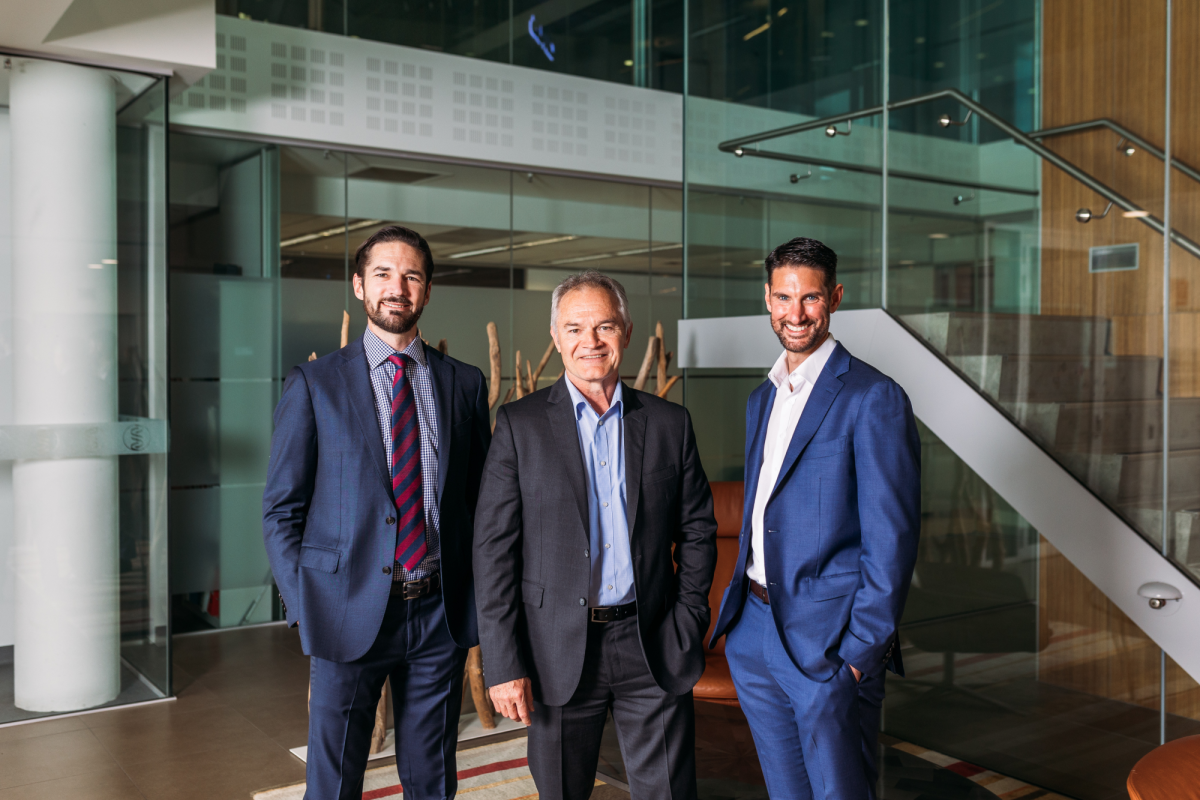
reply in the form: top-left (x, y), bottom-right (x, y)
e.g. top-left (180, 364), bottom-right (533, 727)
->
top-left (2, 0), bottom-right (1200, 798)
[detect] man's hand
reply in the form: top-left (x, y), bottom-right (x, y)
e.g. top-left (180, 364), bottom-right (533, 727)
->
top-left (850, 664), bottom-right (862, 683)
top-left (489, 678), bottom-right (533, 726)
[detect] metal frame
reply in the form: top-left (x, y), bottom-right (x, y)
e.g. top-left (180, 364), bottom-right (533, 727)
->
top-left (717, 87), bottom-right (1200, 261)
top-left (1029, 118), bottom-right (1200, 186)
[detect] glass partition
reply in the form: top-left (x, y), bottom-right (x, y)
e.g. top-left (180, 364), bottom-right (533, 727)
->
top-left (0, 60), bottom-right (170, 723)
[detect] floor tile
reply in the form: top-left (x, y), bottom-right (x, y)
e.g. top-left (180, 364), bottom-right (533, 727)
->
top-left (0, 729), bottom-right (118, 790)
top-left (0, 716), bottom-right (88, 744)
top-left (0, 765), bottom-right (146, 800)
top-left (122, 739), bottom-right (305, 800)
top-left (89, 704), bottom-right (281, 768)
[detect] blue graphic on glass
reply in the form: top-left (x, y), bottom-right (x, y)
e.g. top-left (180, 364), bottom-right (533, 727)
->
top-left (528, 15), bottom-right (556, 62)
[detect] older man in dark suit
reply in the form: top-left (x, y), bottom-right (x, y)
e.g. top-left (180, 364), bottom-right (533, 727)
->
top-left (474, 271), bottom-right (717, 800)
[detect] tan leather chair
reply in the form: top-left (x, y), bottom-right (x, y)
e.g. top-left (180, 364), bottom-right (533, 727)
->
top-left (1128, 734), bottom-right (1200, 800)
top-left (693, 481), bottom-right (744, 706)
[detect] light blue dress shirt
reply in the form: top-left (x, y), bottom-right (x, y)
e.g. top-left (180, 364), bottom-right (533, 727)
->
top-left (565, 378), bottom-right (635, 607)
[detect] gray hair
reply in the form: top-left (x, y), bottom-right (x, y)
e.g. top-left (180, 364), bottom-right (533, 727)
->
top-left (550, 271), bottom-right (632, 333)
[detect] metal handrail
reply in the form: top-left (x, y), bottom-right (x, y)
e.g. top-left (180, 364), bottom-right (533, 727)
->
top-left (1030, 118), bottom-right (1200, 186)
top-left (718, 87), bottom-right (1200, 261)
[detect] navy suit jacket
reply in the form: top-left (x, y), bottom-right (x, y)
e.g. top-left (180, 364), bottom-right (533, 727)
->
top-left (262, 337), bottom-right (491, 663)
top-left (710, 341), bottom-right (921, 680)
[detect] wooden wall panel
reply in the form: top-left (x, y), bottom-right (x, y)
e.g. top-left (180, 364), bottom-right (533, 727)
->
top-left (1038, 536), bottom-right (1200, 719)
top-left (1041, 1), bottom-right (1200, 398)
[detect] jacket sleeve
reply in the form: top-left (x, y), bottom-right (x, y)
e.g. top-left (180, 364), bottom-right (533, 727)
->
top-left (673, 407), bottom-right (718, 615)
top-left (837, 379), bottom-right (922, 676)
top-left (466, 367), bottom-right (492, 516)
top-left (262, 366), bottom-right (317, 627)
top-left (472, 405), bottom-right (527, 687)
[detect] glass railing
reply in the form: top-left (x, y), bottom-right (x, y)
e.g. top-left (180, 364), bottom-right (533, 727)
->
top-left (717, 87), bottom-right (1200, 593)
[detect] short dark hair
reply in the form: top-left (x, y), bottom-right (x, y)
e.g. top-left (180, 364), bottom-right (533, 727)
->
top-left (764, 237), bottom-right (838, 292)
top-left (355, 225), bottom-right (434, 282)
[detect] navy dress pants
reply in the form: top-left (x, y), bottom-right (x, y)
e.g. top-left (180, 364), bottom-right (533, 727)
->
top-left (724, 594), bottom-right (886, 800)
top-left (306, 592), bottom-right (468, 800)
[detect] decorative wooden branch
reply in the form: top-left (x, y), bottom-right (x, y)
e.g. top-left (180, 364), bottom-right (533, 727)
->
top-left (531, 341), bottom-right (555, 390)
top-left (308, 352), bottom-right (318, 362)
top-left (657, 375), bottom-right (681, 398)
top-left (633, 336), bottom-right (657, 391)
top-left (465, 646), bottom-right (495, 729)
top-left (340, 310), bottom-right (350, 349)
top-left (655, 321), bottom-right (668, 391)
top-left (487, 322), bottom-right (502, 409)
top-left (525, 359), bottom-right (534, 395)
top-left (437, 339), bottom-right (448, 355)
top-left (513, 351), bottom-right (524, 399)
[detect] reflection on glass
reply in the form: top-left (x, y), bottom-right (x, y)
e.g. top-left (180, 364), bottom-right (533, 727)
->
top-left (0, 63), bottom-right (170, 723)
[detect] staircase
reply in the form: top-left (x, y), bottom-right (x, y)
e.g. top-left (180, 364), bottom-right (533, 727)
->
top-left (901, 312), bottom-right (1200, 578)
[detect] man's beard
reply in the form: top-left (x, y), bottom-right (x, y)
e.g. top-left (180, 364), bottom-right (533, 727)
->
top-left (366, 295), bottom-right (423, 335)
top-left (772, 315), bottom-right (828, 354)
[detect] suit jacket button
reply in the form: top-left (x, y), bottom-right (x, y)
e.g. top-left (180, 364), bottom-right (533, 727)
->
top-left (579, 598), bottom-right (586, 606)
top-left (383, 566), bottom-right (392, 575)
top-left (584, 549), bottom-right (589, 557)
top-left (386, 516), bottom-right (396, 525)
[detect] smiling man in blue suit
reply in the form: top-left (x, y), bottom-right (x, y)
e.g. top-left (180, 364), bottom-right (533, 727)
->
top-left (263, 225), bottom-right (491, 800)
top-left (710, 237), bottom-right (921, 800)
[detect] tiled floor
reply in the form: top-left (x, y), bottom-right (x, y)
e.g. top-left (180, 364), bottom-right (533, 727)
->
top-left (0, 623), bottom-right (1068, 800)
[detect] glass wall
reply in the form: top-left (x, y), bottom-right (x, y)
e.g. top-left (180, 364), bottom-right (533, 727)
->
top-left (682, 0), bottom-right (1200, 796)
top-left (216, 0), bottom-right (685, 91)
top-left (167, 132), bottom-right (682, 632)
top-left (0, 59), bottom-right (169, 723)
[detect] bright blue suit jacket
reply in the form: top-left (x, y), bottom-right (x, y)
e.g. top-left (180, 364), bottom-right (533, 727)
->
top-left (262, 338), bottom-right (491, 663)
top-left (710, 341), bottom-right (921, 680)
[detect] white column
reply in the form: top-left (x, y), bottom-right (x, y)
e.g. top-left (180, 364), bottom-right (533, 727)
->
top-left (10, 58), bottom-right (119, 712)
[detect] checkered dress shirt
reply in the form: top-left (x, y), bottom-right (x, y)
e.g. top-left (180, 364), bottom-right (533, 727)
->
top-left (363, 329), bottom-right (440, 582)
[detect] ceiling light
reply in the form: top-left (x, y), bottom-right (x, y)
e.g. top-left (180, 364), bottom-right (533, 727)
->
top-left (448, 234), bottom-right (579, 260)
top-left (928, 233), bottom-right (950, 239)
top-left (281, 219), bottom-right (384, 248)
top-left (624, 59), bottom-right (633, 66)
top-left (744, 22), bottom-right (770, 41)
top-left (855, 18), bottom-right (869, 26)
top-left (777, 7), bottom-right (788, 16)
top-left (551, 243), bottom-right (682, 266)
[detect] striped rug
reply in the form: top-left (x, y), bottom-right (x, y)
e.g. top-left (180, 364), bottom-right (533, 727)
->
top-left (255, 738), bottom-right (546, 800)
top-left (892, 740), bottom-right (1074, 800)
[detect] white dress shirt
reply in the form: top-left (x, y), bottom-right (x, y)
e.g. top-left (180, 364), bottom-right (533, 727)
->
top-left (746, 334), bottom-right (838, 586)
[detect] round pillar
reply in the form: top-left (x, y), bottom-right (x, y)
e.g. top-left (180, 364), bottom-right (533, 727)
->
top-left (10, 58), bottom-right (120, 712)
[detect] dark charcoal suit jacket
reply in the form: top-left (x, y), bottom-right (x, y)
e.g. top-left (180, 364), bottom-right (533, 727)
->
top-left (474, 377), bottom-right (718, 707)
top-left (262, 338), bottom-right (491, 663)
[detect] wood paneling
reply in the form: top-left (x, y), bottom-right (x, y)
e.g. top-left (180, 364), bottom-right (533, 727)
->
top-left (1041, 1), bottom-right (1200, 397)
top-left (1038, 536), bottom-right (1200, 719)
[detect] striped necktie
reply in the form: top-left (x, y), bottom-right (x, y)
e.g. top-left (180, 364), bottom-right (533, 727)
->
top-left (388, 353), bottom-right (426, 572)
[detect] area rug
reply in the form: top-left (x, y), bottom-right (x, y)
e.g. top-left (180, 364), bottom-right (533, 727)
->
top-left (257, 737), bottom-right (600, 800)
top-left (892, 739), bottom-right (1073, 800)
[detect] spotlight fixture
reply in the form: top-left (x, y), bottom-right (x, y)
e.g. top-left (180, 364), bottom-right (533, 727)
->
top-left (937, 109), bottom-right (974, 128)
top-left (825, 120), bottom-right (852, 137)
top-left (1075, 202), bottom-right (1113, 223)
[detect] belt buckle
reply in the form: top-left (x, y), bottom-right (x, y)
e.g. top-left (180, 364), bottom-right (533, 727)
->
top-left (402, 577), bottom-right (428, 600)
top-left (590, 607), bottom-right (609, 623)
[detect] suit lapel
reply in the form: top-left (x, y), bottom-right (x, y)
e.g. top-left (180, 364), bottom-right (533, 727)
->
top-left (741, 382), bottom-right (775, 531)
top-left (769, 343), bottom-right (851, 498)
top-left (340, 342), bottom-right (392, 498)
top-left (546, 377), bottom-right (590, 538)
top-left (622, 387), bottom-right (645, 542)
top-left (425, 345), bottom-right (454, 507)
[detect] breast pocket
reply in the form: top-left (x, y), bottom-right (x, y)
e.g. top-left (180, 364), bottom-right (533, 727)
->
top-left (804, 435), bottom-right (847, 460)
top-left (643, 464), bottom-right (677, 485)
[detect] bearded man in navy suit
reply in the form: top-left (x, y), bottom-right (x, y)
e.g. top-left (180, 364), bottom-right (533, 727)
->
top-left (263, 225), bottom-right (491, 799)
top-left (710, 237), bottom-right (921, 800)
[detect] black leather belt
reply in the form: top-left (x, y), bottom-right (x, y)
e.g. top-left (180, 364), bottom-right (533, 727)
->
top-left (390, 571), bottom-right (440, 600)
top-left (590, 601), bottom-right (637, 623)
top-left (749, 579), bottom-right (770, 604)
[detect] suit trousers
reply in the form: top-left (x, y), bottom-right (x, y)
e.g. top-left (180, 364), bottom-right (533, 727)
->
top-left (724, 594), bottom-right (885, 800)
top-left (527, 615), bottom-right (697, 800)
top-left (306, 592), bottom-right (468, 800)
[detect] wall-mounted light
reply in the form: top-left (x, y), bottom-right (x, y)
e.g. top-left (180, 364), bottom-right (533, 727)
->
top-left (825, 120), bottom-right (852, 137)
top-left (1075, 202), bottom-right (1113, 223)
top-left (1138, 582), bottom-right (1182, 615)
top-left (937, 109), bottom-right (974, 128)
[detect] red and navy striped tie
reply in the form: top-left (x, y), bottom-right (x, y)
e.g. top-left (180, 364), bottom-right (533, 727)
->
top-left (388, 353), bottom-right (426, 572)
